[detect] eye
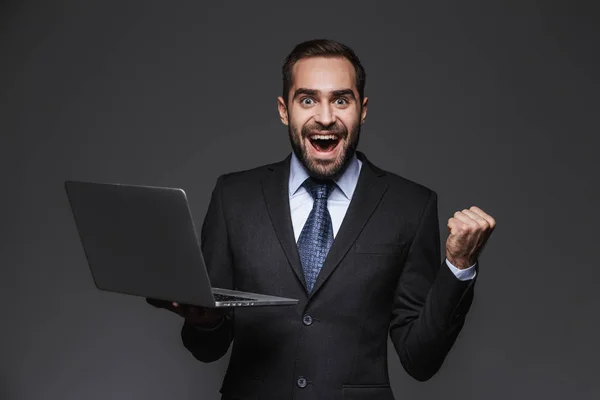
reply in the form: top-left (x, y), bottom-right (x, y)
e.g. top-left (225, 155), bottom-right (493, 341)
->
top-left (300, 97), bottom-right (315, 106)
top-left (334, 98), bottom-right (349, 106)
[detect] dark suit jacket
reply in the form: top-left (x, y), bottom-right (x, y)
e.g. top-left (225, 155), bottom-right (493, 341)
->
top-left (180, 151), bottom-right (476, 400)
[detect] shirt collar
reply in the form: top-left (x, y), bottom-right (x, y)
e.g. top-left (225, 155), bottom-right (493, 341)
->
top-left (289, 151), bottom-right (362, 200)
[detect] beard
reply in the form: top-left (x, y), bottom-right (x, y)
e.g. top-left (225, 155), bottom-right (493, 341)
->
top-left (288, 116), bottom-right (361, 180)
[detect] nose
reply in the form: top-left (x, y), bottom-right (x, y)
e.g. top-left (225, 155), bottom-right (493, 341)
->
top-left (313, 103), bottom-right (336, 127)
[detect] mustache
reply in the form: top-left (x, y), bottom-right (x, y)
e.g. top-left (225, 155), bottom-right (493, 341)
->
top-left (301, 122), bottom-right (347, 138)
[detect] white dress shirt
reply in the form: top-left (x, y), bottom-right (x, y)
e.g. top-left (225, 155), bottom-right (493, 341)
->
top-left (288, 152), bottom-right (476, 281)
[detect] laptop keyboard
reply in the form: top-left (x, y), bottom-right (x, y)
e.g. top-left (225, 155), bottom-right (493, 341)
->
top-left (214, 293), bottom-right (257, 302)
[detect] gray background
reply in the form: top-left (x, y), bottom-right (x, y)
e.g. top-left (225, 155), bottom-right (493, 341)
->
top-left (1, 1), bottom-right (599, 399)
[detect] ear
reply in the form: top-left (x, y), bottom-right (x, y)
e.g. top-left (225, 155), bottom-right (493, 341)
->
top-left (277, 96), bottom-right (289, 126)
top-left (360, 97), bottom-right (368, 125)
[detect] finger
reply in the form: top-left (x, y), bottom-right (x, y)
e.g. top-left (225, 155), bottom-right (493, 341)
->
top-left (177, 304), bottom-right (210, 319)
top-left (469, 206), bottom-right (496, 228)
top-left (146, 298), bottom-right (173, 309)
top-left (447, 217), bottom-right (461, 233)
top-left (168, 302), bottom-right (193, 316)
top-left (448, 215), bottom-right (475, 238)
top-left (146, 299), bottom-right (188, 317)
top-left (462, 209), bottom-right (490, 229)
top-left (453, 211), bottom-right (479, 229)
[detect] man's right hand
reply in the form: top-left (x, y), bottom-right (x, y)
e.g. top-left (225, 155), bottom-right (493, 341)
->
top-left (145, 298), bottom-right (228, 328)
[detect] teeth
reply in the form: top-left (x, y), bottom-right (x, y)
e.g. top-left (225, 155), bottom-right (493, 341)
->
top-left (311, 134), bottom-right (337, 140)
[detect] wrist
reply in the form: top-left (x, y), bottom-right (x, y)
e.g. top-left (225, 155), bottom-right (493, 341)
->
top-left (446, 256), bottom-right (475, 270)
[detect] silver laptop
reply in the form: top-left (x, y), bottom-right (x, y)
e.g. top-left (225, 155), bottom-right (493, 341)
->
top-left (64, 180), bottom-right (298, 308)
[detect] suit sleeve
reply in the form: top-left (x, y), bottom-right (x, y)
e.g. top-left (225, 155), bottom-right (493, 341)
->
top-left (389, 190), bottom-right (476, 381)
top-left (180, 175), bottom-right (235, 363)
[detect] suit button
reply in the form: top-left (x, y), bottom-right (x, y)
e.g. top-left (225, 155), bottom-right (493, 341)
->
top-left (297, 377), bottom-right (307, 388)
top-left (302, 315), bottom-right (313, 326)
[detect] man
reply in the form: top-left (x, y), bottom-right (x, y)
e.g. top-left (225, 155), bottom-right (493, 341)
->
top-left (151, 39), bottom-right (495, 400)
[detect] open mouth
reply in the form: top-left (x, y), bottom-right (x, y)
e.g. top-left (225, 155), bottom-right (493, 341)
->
top-left (308, 134), bottom-right (341, 153)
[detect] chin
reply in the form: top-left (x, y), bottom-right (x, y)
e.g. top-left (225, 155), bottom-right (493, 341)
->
top-left (304, 155), bottom-right (348, 180)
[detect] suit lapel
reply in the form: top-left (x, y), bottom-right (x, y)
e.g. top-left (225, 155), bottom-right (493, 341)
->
top-left (261, 155), bottom-right (307, 291)
top-left (309, 152), bottom-right (388, 298)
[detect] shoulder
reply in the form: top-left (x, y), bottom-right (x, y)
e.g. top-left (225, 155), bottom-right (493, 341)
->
top-left (384, 169), bottom-right (436, 202)
top-left (359, 152), bottom-right (436, 202)
top-left (211, 156), bottom-right (289, 191)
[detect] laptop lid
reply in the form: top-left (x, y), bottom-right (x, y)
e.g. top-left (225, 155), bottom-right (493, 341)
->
top-left (64, 180), bottom-right (218, 307)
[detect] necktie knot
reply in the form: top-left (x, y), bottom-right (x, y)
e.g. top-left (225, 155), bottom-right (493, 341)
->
top-left (303, 178), bottom-right (335, 200)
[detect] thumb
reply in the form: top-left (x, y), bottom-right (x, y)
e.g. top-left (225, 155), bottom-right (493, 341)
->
top-left (447, 217), bottom-right (459, 235)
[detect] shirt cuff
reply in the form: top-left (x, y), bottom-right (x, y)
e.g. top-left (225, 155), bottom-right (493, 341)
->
top-left (445, 258), bottom-right (477, 281)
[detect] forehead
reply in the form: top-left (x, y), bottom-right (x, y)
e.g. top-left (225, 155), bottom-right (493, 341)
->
top-left (291, 56), bottom-right (356, 92)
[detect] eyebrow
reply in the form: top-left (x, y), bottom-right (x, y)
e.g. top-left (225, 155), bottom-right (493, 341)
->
top-left (292, 88), bottom-right (356, 101)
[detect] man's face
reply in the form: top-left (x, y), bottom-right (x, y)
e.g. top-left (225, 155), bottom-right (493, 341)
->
top-left (278, 56), bottom-right (368, 179)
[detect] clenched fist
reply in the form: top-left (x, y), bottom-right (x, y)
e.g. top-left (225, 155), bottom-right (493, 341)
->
top-left (446, 206), bottom-right (496, 270)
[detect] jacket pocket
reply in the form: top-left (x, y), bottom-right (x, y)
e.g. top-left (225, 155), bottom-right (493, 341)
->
top-left (354, 242), bottom-right (405, 255)
top-left (342, 384), bottom-right (395, 400)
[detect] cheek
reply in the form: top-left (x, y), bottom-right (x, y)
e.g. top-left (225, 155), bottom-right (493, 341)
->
top-left (289, 112), bottom-right (312, 133)
top-left (338, 114), bottom-right (360, 131)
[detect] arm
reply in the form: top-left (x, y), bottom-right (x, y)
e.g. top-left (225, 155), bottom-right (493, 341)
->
top-left (180, 175), bottom-right (235, 363)
top-left (389, 191), bottom-right (477, 381)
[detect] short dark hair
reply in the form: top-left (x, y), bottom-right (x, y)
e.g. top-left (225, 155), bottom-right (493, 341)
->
top-left (282, 39), bottom-right (366, 104)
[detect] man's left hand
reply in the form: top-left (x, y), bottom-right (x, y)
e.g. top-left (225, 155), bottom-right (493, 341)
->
top-left (446, 206), bottom-right (496, 270)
